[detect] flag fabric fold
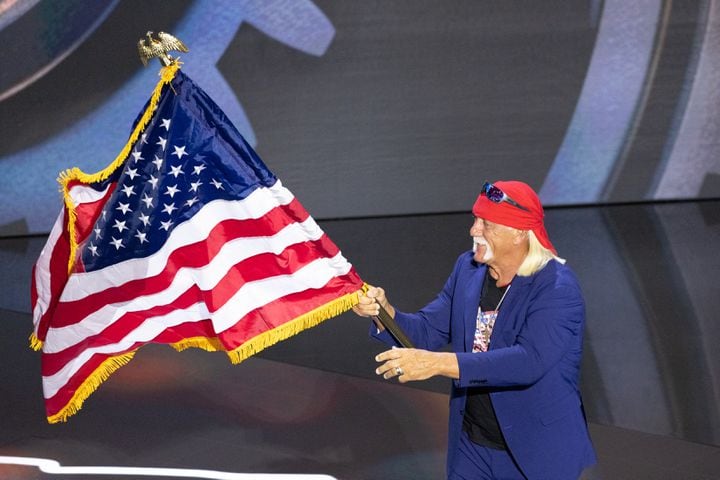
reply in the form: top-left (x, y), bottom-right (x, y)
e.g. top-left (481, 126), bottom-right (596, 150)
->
top-left (30, 63), bottom-right (365, 423)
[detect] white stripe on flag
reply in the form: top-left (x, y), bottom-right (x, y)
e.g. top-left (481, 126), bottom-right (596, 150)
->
top-left (32, 209), bottom-right (66, 330)
top-left (69, 183), bottom-right (111, 204)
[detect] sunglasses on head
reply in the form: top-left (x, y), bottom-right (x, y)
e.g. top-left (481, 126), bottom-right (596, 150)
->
top-left (481, 182), bottom-right (530, 212)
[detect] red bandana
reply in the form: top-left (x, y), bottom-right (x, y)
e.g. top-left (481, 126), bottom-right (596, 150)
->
top-left (471, 180), bottom-right (557, 255)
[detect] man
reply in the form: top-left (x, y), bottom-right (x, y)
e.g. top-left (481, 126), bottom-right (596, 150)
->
top-left (353, 181), bottom-right (596, 479)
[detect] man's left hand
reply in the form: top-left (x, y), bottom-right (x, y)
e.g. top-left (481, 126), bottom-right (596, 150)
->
top-left (375, 347), bottom-right (460, 382)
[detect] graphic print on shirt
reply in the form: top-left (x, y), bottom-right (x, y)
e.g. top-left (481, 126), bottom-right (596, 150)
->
top-left (473, 307), bottom-right (498, 353)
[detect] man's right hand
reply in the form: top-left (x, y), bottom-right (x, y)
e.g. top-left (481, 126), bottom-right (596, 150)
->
top-left (353, 286), bottom-right (396, 330)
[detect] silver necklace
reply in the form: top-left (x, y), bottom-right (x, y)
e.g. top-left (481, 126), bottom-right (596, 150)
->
top-left (494, 283), bottom-right (511, 311)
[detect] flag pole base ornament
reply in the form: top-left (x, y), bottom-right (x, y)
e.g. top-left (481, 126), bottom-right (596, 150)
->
top-left (31, 37), bottom-right (371, 423)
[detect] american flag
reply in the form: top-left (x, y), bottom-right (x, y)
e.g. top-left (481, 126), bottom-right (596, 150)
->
top-left (31, 65), bottom-right (364, 423)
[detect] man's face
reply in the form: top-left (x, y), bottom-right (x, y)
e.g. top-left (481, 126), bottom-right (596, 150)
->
top-left (469, 217), bottom-right (516, 264)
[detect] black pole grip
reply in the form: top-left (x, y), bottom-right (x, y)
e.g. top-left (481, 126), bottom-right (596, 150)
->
top-left (374, 303), bottom-right (414, 348)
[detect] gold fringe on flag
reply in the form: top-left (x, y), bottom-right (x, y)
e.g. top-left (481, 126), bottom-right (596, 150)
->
top-left (168, 289), bottom-right (364, 361)
top-left (46, 288), bottom-right (363, 423)
top-left (225, 289), bottom-right (362, 364)
top-left (168, 288), bottom-right (366, 356)
top-left (170, 336), bottom-right (225, 353)
top-left (57, 63), bottom-right (181, 274)
top-left (29, 332), bottom-right (43, 351)
top-left (47, 351), bottom-right (136, 424)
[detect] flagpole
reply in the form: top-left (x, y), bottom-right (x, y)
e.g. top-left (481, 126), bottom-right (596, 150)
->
top-left (374, 304), bottom-right (414, 348)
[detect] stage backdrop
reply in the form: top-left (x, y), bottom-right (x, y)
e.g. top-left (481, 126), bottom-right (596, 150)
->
top-left (1, 0), bottom-right (719, 237)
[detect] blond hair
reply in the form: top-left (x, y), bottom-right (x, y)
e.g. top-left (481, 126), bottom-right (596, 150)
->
top-left (517, 230), bottom-right (565, 277)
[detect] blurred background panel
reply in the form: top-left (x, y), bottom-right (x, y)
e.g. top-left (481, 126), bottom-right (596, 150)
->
top-left (2, 0), bottom-right (717, 236)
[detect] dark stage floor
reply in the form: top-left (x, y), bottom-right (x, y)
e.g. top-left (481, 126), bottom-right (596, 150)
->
top-left (1, 200), bottom-right (719, 479)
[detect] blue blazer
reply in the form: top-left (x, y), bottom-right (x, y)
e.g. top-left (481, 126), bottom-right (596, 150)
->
top-left (372, 252), bottom-right (596, 479)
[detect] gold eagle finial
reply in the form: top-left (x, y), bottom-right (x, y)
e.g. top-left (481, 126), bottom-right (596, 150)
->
top-left (137, 31), bottom-right (188, 67)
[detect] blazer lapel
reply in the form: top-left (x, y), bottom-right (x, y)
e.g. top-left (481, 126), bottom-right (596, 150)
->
top-left (489, 274), bottom-right (533, 349)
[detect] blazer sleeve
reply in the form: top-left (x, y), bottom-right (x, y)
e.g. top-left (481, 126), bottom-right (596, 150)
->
top-left (370, 252), bottom-right (471, 350)
top-left (455, 265), bottom-right (585, 388)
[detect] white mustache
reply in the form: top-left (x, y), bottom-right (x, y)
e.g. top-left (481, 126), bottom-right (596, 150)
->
top-left (473, 237), bottom-right (488, 252)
